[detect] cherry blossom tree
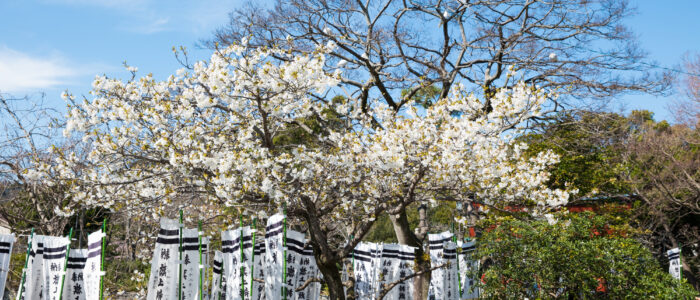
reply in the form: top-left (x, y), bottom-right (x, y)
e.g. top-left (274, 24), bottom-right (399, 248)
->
top-left (44, 42), bottom-right (572, 299)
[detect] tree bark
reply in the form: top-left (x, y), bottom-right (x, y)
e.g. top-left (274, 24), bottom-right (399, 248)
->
top-left (389, 205), bottom-right (430, 300)
top-left (300, 196), bottom-right (346, 300)
top-left (315, 254), bottom-right (346, 300)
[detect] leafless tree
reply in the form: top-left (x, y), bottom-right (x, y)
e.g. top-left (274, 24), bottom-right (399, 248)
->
top-left (0, 93), bottom-right (72, 236)
top-left (670, 52), bottom-right (700, 128)
top-left (622, 121), bottom-right (700, 290)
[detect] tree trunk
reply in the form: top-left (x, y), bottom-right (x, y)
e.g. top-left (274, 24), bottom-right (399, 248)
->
top-left (300, 196), bottom-right (347, 300)
top-left (316, 255), bottom-right (346, 300)
top-left (389, 205), bottom-right (430, 300)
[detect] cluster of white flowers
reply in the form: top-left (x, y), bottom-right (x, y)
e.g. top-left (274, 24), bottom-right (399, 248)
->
top-left (46, 41), bottom-right (572, 226)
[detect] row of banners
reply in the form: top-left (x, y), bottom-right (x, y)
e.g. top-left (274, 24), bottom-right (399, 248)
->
top-left (145, 213), bottom-right (482, 300)
top-left (351, 231), bottom-right (481, 300)
top-left (147, 214), bottom-right (322, 300)
top-left (10, 228), bottom-right (106, 300)
top-left (0, 215), bottom-right (683, 300)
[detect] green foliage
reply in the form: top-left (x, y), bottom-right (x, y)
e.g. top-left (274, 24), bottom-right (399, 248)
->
top-left (6, 251), bottom-right (28, 298)
top-left (272, 96), bottom-right (346, 149)
top-left (476, 212), bottom-right (697, 299)
top-left (104, 257), bottom-right (149, 294)
top-left (402, 85), bottom-right (442, 109)
top-left (520, 111), bottom-right (633, 196)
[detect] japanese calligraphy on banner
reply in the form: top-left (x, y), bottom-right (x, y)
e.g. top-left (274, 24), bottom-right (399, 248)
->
top-left (41, 235), bottom-right (70, 300)
top-left (0, 234), bottom-right (15, 298)
top-left (351, 242), bottom-right (415, 300)
top-left (294, 241), bottom-right (319, 300)
top-left (667, 248), bottom-right (681, 280)
top-left (181, 228), bottom-right (208, 300)
top-left (458, 240), bottom-right (480, 299)
top-left (284, 230), bottom-right (303, 299)
top-left (84, 229), bottom-right (105, 300)
top-left (147, 218), bottom-right (181, 300)
top-left (221, 226), bottom-right (253, 299)
top-left (264, 213), bottom-right (284, 300)
top-left (443, 241), bottom-right (459, 300)
top-left (211, 251), bottom-right (224, 299)
top-left (352, 242), bottom-right (382, 299)
top-left (376, 244), bottom-right (400, 299)
top-left (377, 243), bottom-right (416, 300)
top-left (285, 230), bottom-right (320, 300)
top-left (428, 231), bottom-right (458, 300)
top-left (62, 249), bottom-right (87, 300)
top-left (395, 244), bottom-right (416, 300)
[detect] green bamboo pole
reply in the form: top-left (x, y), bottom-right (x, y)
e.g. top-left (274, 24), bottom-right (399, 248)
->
top-left (17, 228), bottom-right (34, 299)
top-left (99, 219), bottom-right (107, 300)
top-left (239, 215), bottom-right (244, 299)
top-left (249, 218), bottom-right (257, 299)
top-left (58, 228), bottom-right (74, 300)
top-left (452, 223), bottom-right (462, 298)
top-left (282, 204), bottom-right (288, 300)
top-left (178, 210), bottom-right (184, 300)
top-left (198, 220), bottom-right (203, 300)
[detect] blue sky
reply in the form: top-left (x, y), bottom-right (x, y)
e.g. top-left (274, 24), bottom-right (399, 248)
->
top-left (0, 0), bottom-right (698, 122)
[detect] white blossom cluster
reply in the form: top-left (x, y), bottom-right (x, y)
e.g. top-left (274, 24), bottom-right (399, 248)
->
top-left (42, 41), bottom-right (572, 225)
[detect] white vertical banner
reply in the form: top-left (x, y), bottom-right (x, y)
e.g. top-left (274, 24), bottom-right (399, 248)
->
top-left (352, 242), bottom-right (381, 299)
top-left (395, 244), bottom-right (416, 300)
top-left (17, 235), bottom-right (42, 300)
top-left (667, 248), bottom-right (681, 280)
top-left (84, 229), bottom-right (105, 300)
top-left (250, 241), bottom-right (265, 300)
top-left (458, 240), bottom-right (479, 299)
top-left (264, 213), bottom-right (284, 300)
top-left (62, 249), bottom-right (87, 300)
top-left (428, 231), bottom-right (454, 300)
top-left (443, 241), bottom-right (459, 300)
top-left (211, 251), bottom-right (224, 300)
top-left (41, 235), bottom-right (70, 300)
top-left (376, 244), bottom-right (400, 299)
top-left (285, 230), bottom-right (318, 300)
top-left (0, 233), bottom-right (15, 297)
top-left (282, 230), bottom-right (303, 300)
top-left (147, 218), bottom-right (181, 300)
top-left (293, 242), bottom-right (319, 300)
top-left (181, 228), bottom-right (208, 300)
top-left (221, 226), bottom-right (252, 300)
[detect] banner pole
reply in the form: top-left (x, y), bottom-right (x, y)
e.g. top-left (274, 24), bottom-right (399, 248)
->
top-left (178, 210), bottom-right (184, 300)
top-left (58, 227), bottom-right (74, 300)
top-left (99, 219), bottom-right (107, 300)
top-left (249, 218), bottom-right (257, 299)
top-left (282, 204), bottom-right (288, 300)
top-left (198, 220), bottom-right (203, 300)
top-left (17, 228), bottom-right (34, 299)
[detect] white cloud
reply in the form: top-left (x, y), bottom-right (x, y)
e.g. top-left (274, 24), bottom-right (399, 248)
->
top-left (125, 17), bottom-right (170, 34)
top-left (0, 46), bottom-right (96, 93)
